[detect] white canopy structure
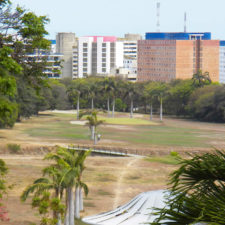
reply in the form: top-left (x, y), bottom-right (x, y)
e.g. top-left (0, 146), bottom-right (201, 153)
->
top-left (82, 190), bottom-right (168, 225)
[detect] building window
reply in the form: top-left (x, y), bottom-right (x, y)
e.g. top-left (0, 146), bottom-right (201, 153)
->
top-left (102, 63), bottom-right (106, 67)
top-left (102, 68), bottom-right (106, 72)
top-left (83, 43), bottom-right (88, 47)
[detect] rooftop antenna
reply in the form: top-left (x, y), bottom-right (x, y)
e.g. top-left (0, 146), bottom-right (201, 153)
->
top-left (184, 12), bottom-right (187, 32)
top-left (157, 2), bottom-right (160, 32)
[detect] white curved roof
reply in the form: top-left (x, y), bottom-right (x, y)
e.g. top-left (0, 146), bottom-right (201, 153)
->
top-left (83, 190), bottom-right (168, 225)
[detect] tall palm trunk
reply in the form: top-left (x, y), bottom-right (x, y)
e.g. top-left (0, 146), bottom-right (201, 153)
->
top-left (150, 103), bottom-right (153, 121)
top-left (94, 134), bottom-right (97, 145)
top-left (68, 187), bottom-right (74, 225)
top-left (91, 98), bottom-right (94, 110)
top-left (79, 188), bottom-right (83, 211)
top-left (160, 97), bottom-right (163, 121)
top-left (107, 97), bottom-right (110, 117)
top-left (76, 95), bottom-right (80, 120)
top-left (130, 99), bottom-right (133, 118)
top-left (64, 191), bottom-right (69, 225)
top-left (75, 187), bottom-right (80, 218)
top-left (56, 214), bottom-right (62, 225)
top-left (112, 97), bottom-right (115, 118)
top-left (91, 126), bottom-right (95, 140)
top-left (55, 189), bottom-right (62, 225)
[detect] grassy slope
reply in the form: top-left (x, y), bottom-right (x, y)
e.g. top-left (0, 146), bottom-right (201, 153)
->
top-left (21, 112), bottom-right (223, 148)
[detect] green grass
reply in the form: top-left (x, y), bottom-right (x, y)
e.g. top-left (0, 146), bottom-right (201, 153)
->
top-left (145, 155), bottom-right (180, 165)
top-left (22, 112), bottom-right (221, 148)
top-left (99, 125), bottom-right (210, 147)
top-left (97, 189), bottom-right (112, 196)
top-left (26, 120), bottom-right (90, 140)
top-left (98, 116), bottom-right (157, 125)
top-left (76, 219), bottom-right (90, 225)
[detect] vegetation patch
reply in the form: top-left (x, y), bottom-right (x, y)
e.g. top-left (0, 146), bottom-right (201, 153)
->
top-left (83, 202), bottom-right (96, 208)
top-left (145, 154), bottom-right (180, 165)
top-left (97, 189), bottom-right (112, 196)
top-left (97, 173), bottom-right (116, 182)
top-left (98, 116), bottom-right (157, 125)
top-left (7, 143), bottom-right (21, 153)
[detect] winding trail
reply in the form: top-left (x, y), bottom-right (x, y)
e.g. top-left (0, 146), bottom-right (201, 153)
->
top-left (113, 157), bottom-right (140, 208)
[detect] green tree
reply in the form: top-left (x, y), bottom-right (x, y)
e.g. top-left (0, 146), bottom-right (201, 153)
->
top-left (0, 0), bottom-right (51, 126)
top-left (192, 70), bottom-right (211, 87)
top-left (187, 85), bottom-right (225, 122)
top-left (165, 79), bottom-right (195, 116)
top-left (0, 158), bottom-right (9, 221)
top-left (21, 163), bottom-right (66, 225)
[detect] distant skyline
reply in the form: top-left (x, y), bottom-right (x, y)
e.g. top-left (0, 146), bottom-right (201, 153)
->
top-left (13, 0), bottom-right (225, 40)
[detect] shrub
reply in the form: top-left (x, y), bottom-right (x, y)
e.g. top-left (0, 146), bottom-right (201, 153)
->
top-left (7, 143), bottom-right (20, 153)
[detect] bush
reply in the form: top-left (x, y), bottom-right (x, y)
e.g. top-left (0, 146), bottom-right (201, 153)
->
top-left (7, 143), bottom-right (21, 153)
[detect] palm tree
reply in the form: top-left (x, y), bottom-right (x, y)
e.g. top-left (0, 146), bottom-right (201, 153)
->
top-left (125, 82), bottom-right (137, 118)
top-left (67, 79), bottom-right (87, 120)
top-left (152, 150), bottom-right (225, 224)
top-left (86, 111), bottom-right (104, 144)
top-left (100, 78), bottom-right (110, 116)
top-left (145, 82), bottom-right (167, 121)
top-left (21, 165), bottom-right (65, 225)
top-left (87, 78), bottom-right (99, 110)
top-left (192, 70), bottom-right (212, 87)
top-left (74, 151), bottom-right (91, 218)
top-left (45, 148), bottom-right (80, 225)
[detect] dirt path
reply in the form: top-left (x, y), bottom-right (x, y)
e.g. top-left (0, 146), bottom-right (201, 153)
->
top-left (113, 157), bottom-right (140, 208)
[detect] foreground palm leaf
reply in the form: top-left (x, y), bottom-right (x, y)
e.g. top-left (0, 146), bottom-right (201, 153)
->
top-left (151, 150), bottom-right (225, 225)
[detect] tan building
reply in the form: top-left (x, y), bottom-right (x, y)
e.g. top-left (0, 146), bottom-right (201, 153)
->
top-left (138, 32), bottom-right (220, 82)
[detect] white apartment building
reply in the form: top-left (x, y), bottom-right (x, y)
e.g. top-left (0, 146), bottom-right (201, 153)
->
top-left (73, 36), bottom-right (124, 78)
top-left (114, 34), bottom-right (142, 82)
top-left (124, 41), bottom-right (138, 59)
top-left (26, 48), bottom-right (63, 79)
top-left (220, 41), bottom-right (225, 83)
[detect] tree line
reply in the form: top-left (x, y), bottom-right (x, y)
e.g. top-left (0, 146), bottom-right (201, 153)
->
top-left (0, 0), bottom-right (52, 128)
top-left (32, 73), bottom-right (225, 123)
top-left (1, 0), bottom-right (224, 128)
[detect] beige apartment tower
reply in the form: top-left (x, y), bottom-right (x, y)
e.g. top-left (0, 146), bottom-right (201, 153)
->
top-left (56, 32), bottom-right (77, 78)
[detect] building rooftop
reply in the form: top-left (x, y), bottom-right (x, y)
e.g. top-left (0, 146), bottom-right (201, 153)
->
top-left (145, 32), bottom-right (211, 40)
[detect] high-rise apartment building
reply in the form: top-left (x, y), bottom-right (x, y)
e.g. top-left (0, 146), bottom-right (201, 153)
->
top-left (115, 34), bottom-right (142, 82)
top-left (219, 41), bottom-right (225, 83)
top-left (73, 36), bottom-right (123, 78)
top-left (137, 32), bottom-right (220, 82)
top-left (56, 32), bottom-right (77, 78)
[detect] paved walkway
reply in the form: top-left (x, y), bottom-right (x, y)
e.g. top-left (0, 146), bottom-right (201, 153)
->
top-left (83, 190), bottom-right (168, 225)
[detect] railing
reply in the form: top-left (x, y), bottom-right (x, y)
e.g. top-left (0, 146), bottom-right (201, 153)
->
top-left (68, 145), bottom-right (142, 157)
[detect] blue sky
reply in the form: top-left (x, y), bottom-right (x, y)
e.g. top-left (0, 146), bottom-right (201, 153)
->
top-left (13, 0), bottom-right (225, 40)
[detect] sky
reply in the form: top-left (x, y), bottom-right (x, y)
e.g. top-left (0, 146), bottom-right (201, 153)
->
top-left (12, 0), bottom-right (225, 40)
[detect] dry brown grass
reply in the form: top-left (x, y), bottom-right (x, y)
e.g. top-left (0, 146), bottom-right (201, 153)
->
top-left (0, 155), bottom-right (176, 225)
